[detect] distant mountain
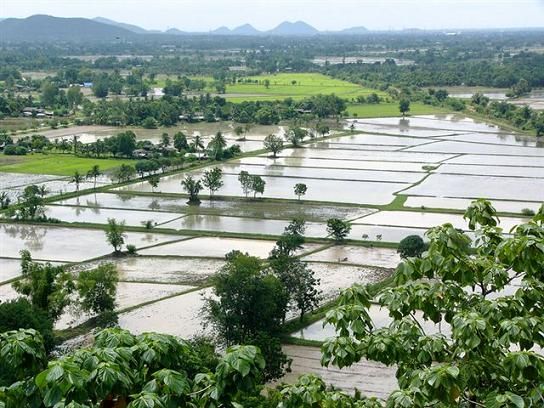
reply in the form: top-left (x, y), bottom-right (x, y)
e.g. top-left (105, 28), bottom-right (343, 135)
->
top-left (267, 21), bottom-right (319, 36)
top-left (232, 24), bottom-right (260, 36)
top-left (339, 26), bottom-right (369, 35)
top-left (0, 15), bottom-right (134, 42)
top-left (211, 26), bottom-right (232, 35)
top-left (165, 28), bottom-right (188, 35)
top-left (93, 16), bottom-right (148, 34)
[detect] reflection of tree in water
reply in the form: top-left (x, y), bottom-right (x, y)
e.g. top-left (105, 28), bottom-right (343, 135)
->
top-left (2, 224), bottom-right (47, 252)
top-left (149, 199), bottom-right (161, 210)
top-left (119, 194), bottom-right (136, 203)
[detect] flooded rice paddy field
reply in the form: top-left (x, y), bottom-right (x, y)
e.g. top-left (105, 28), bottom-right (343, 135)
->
top-left (0, 258), bottom-right (65, 284)
top-left (139, 236), bottom-right (324, 259)
top-left (404, 196), bottom-right (542, 214)
top-left (302, 246), bottom-right (401, 269)
top-left (117, 172), bottom-right (407, 205)
top-left (118, 288), bottom-right (212, 339)
top-left (44, 205), bottom-right (181, 227)
top-left (0, 224), bottom-right (181, 262)
top-left (58, 192), bottom-right (374, 222)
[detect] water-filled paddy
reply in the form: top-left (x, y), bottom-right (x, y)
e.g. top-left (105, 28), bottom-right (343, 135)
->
top-left (448, 154), bottom-right (544, 167)
top-left (139, 237), bottom-right (279, 259)
top-left (435, 163), bottom-right (544, 178)
top-left (57, 281), bottom-right (194, 330)
top-left (57, 192), bottom-right (374, 222)
top-left (276, 147), bottom-right (453, 164)
top-left (346, 121), bottom-right (455, 138)
top-left (238, 156), bottom-right (428, 172)
top-left (292, 305), bottom-right (451, 342)
top-left (118, 288), bottom-right (212, 339)
top-left (44, 205), bottom-right (180, 226)
top-left (348, 224), bottom-right (427, 243)
top-left (351, 115), bottom-right (503, 133)
top-left (407, 140), bottom-right (544, 157)
top-left (161, 214), bottom-right (328, 237)
top-left (117, 172), bottom-right (407, 205)
top-left (358, 210), bottom-right (525, 232)
top-left (0, 258), bottom-right (65, 284)
top-left (310, 263), bottom-right (391, 303)
top-left (303, 246), bottom-right (400, 269)
top-left (438, 132), bottom-right (543, 148)
top-left (0, 284), bottom-right (19, 302)
top-left (404, 173), bottom-right (544, 202)
top-left (195, 162), bottom-right (423, 184)
top-left (113, 257), bottom-right (225, 284)
top-left (307, 143), bottom-right (401, 152)
top-left (404, 196), bottom-right (542, 214)
top-left (0, 224), bottom-right (181, 261)
top-left (326, 133), bottom-right (430, 147)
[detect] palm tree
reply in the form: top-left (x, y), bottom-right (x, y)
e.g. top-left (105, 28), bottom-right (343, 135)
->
top-left (191, 135), bottom-right (205, 159)
top-left (208, 132), bottom-right (227, 160)
top-left (87, 165), bottom-right (102, 189)
top-left (70, 171), bottom-right (84, 192)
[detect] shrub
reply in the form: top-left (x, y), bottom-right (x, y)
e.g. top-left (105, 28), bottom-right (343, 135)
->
top-left (0, 298), bottom-right (54, 351)
top-left (126, 244), bottom-right (137, 254)
top-left (521, 208), bottom-right (535, 216)
top-left (397, 234), bottom-right (428, 258)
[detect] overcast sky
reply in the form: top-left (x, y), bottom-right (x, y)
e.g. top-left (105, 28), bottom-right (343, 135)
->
top-left (2, 0), bottom-right (544, 31)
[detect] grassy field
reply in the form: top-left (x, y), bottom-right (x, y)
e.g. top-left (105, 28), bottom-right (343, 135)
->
top-left (157, 73), bottom-right (387, 102)
top-left (346, 102), bottom-right (450, 118)
top-left (0, 153), bottom-right (133, 176)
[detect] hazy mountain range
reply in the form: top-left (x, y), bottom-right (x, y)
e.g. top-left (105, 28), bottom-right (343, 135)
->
top-left (0, 14), bottom-right (368, 42)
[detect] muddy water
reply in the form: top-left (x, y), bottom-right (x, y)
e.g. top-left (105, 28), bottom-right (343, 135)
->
top-left (438, 132), bottom-right (544, 148)
top-left (303, 246), bottom-right (400, 269)
top-left (0, 224), bottom-right (181, 261)
top-left (118, 288), bottom-right (213, 339)
top-left (44, 205), bottom-right (181, 227)
top-left (113, 257), bottom-right (224, 284)
top-left (139, 237), bottom-right (278, 259)
top-left (448, 154), bottom-right (544, 167)
top-left (326, 133), bottom-right (429, 147)
top-left (404, 196), bottom-right (542, 214)
top-left (348, 224), bottom-right (427, 243)
top-left (404, 173), bottom-right (544, 202)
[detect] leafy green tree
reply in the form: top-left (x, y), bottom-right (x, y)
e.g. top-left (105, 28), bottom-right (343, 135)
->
top-left (13, 185), bottom-right (45, 220)
top-left (294, 183), bottom-right (307, 201)
top-left (205, 252), bottom-right (289, 380)
top-left (202, 167), bottom-right (224, 198)
top-left (191, 135), bottom-right (205, 159)
top-left (105, 218), bottom-right (127, 253)
top-left (263, 134), bottom-right (284, 157)
top-left (111, 164), bottom-right (136, 183)
top-left (66, 86), bottom-right (83, 110)
top-left (173, 131), bottom-right (188, 151)
top-left (397, 234), bottom-right (427, 258)
top-left (322, 201), bottom-right (544, 407)
top-left (181, 175), bottom-right (202, 204)
top-left (250, 175), bottom-right (266, 198)
top-left (86, 164), bottom-right (101, 189)
top-left (399, 99), bottom-right (411, 117)
top-left (13, 250), bottom-right (74, 322)
top-left (160, 132), bottom-right (170, 148)
top-left (326, 218), bottom-right (352, 242)
top-left (76, 263), bottom-right (118, 317)
top-left (238, 170), bottom-right (252, 198)
top-left (234, 125), bottom-right (245, 140)
top-left (286, 127), bottom-right (307, 147)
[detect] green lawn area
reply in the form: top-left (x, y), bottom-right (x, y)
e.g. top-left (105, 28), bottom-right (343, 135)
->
top-left (346, 102), bottom-right (450, 118)
top-left (0, 153), bottom-right (133, 176)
